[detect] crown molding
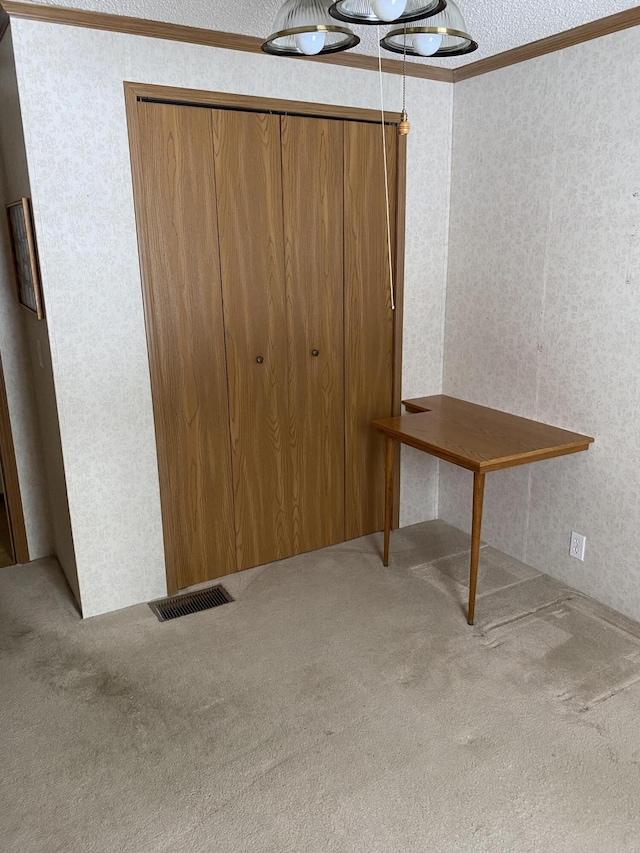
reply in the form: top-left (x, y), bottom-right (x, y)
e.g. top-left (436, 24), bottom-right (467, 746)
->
top-left (454, 6), bottom-right (640, 82)
top-left (0, 1), bottom-right (454, 82)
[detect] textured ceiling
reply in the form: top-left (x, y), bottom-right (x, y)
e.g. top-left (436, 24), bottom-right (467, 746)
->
top-left (19, 0), bottom-right (640, 66)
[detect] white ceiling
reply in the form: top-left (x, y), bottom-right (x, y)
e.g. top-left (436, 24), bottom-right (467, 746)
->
top-left (27, 0), bottom-right (640, 67)
top-left (434, 0), bottom-right (640, 66)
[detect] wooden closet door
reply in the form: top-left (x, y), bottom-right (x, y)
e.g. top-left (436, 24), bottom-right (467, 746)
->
top-left (133, 102), bottom-right (236, 592)
top-left (344, 122), bottom-right (397, 539)
top-left (281, 116), bottom-right (345, 553)
top-left (212, 110), bottom-right (291, 571)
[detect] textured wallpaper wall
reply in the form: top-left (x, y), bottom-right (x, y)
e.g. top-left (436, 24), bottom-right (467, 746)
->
top-left (11, 19), bottom-right (452, 616)
top-left (0, 31), bottom-right (55, 564)
top-left (442, 27), bottom-right (640, 621)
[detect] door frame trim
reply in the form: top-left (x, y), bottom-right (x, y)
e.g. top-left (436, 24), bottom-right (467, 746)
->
top-left (0, 352), bottom-right (29, 564)
top-left (124, 83), bottom-right (406, 546)
top-left (124, 82), bottom-right (404, 127)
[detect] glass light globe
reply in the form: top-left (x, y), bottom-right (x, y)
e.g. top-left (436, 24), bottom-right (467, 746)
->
top-left (371, 0), bottom-right (408, 22)
top-left (295, 30), bottom-right (327, 54)
top-left (413, 31), bottom-right (442, 55)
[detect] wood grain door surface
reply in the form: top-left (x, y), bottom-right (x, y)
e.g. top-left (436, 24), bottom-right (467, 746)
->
top-left (281, 115), bottom-right (345, 554)
top-left (212, 109), bottom-right (292, 572)
top-left (344, 121), bottom-right (396, 539)
top-left (132, 100), bottom-right (398, 591)
top-left (134, 102), bottom-right (236, 592)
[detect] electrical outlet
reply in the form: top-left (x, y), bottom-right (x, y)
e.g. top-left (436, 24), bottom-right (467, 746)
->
top-left (570, 532), bottom-right (586, 561)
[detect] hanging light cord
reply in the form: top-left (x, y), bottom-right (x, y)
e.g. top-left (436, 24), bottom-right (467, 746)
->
top-left (402, 25), bottom-right (407, 114)
top-left (377, 38), bottom-right (395, 312)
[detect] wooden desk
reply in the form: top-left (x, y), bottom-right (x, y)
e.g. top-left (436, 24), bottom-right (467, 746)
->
top-left (373, 395), bottom-right (594, 625)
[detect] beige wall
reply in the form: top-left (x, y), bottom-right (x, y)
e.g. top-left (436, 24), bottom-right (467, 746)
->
top-left (0, 30), bottom-right (58, 566)
top-left (442, 27), bottom-right (640, 621)
top-left (11, 18), bottom-right (452, 616)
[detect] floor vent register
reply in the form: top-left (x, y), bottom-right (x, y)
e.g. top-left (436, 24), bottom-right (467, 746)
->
top-left (150, 585), bottom-right (234, 622)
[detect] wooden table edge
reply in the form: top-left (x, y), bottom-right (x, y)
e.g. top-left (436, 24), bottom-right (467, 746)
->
top-left (477, 439), bottom-right (594, 472)
top-left (373, 423), bottom-right (482, 472)
top-left (373, 421), bottom-right (594, 474)
top-left (403, 401), bottom-right (432, 414)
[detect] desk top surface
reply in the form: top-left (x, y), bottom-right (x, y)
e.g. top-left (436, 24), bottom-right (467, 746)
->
top-left (373, 395), bottom-right (594, 473)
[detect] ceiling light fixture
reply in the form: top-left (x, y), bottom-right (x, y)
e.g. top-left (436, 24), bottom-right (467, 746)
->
top-left (380, 0), bottom-right (477, 56)
top-left (262, 0), bottom-right (360, 56)
top-left (329, 0), bottom-right (445, 26)
top-left (263, 0), bottom-right (476, 58)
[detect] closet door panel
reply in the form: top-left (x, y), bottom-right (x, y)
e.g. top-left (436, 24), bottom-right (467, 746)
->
top-left (281, 116), bottom-right (345, 553)
top-left (133, 102), bottom-right (236, 592)
top-left (344, 122), bottom-right (396, 539)
top-left (212, 110), bottom-right (291, 571)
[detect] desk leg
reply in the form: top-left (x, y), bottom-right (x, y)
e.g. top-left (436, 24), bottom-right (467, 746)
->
top-left (468, 472), bottom-right (485, 626)
top-left (383, 436), bottom-right (395, 567)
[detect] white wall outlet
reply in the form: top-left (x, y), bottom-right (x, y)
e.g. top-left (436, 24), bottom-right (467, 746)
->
top-left (570, 532), bottom-right (586, 561)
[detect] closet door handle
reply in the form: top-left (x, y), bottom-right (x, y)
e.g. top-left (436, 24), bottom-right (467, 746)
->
top-left (256, 356), bottom-right (264, 364)
top-left (311, 349), bottom-right (320, 357)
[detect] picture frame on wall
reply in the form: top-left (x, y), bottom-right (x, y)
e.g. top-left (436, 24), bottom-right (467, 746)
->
top-left (5, 197), bottom-right (44, 320)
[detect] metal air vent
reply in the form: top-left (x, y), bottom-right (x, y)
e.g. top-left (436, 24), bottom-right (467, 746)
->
top-left (150, 585), bottom-right (233, 622)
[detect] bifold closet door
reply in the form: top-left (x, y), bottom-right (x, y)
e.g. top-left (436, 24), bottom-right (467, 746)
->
top-left (212, 110), bottom-right (292, 572)
top-left (281, 115), bottom-right (345, 553)
top-left (132, 100), bottom-right (401, 591)
top-left (344, 121), bottom-right (396, 540)
top-left (133, 102), bottom-right (236, 593)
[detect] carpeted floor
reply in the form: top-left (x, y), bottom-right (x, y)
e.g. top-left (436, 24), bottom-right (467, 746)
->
top-left (2, 520), bottom-right (640, 852)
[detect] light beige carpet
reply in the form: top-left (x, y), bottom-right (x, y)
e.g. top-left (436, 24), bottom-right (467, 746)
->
top-left (1, 520), bottom-right (640, 852)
